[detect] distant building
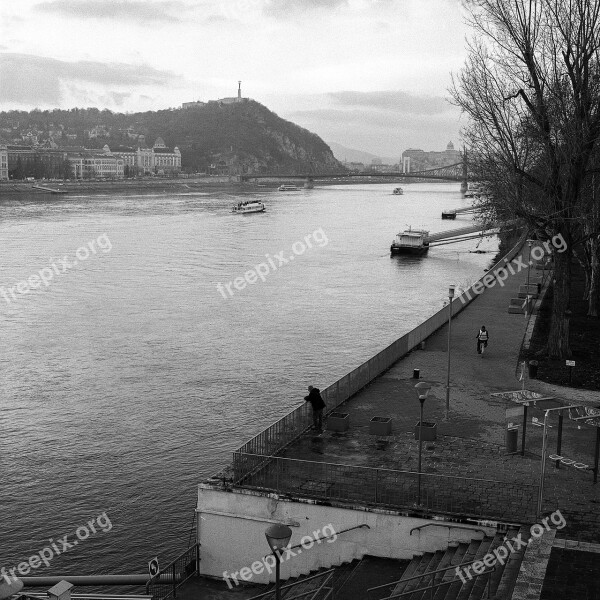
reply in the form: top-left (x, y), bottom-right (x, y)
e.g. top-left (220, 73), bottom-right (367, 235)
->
top-left (108, 138), bottom-right (181, 176)
top-left (22, 132), bottom-right (38, 145)
top-left (6, 145), bottom-right (69, 179)
top-left (68, 147), bottom-right (124, 179)
top-left (402, 142), bottom-right (462, 173)
top-left (85, 125), bottom-right (109, 139)
top-left (0, 145), bottom-right (8, 180)
top-left (182, 100), bottom-right (207, 109)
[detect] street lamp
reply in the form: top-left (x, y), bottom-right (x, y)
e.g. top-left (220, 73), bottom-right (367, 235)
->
top-left (415, 381), bottom-right (432, 506)
top-left (526, 240), bottom-right (534, 312)
top-left (526, 240), bottom-right (534, 289)
top-left (445, 285), bottom-right (456, 420)
top-left (265, 524), bottom-right (292, 600)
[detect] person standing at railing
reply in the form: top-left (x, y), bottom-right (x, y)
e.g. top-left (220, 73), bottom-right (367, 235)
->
top-left (304, 385), bottom-right (325, 432)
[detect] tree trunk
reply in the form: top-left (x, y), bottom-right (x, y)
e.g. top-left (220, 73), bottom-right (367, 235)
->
top-left (574, 248), bottom-right (591, 300)
top-left (547, 242), bottom-right (572, 358)
top-left (589, 238), bottom-right (600, 317)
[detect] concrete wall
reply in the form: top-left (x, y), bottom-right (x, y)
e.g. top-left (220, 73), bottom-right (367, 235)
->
top-left (197, 487), bottom-right (494, 584)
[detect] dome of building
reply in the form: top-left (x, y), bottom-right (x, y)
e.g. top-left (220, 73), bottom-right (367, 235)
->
top-left (446, 141), bottom-right (455, 151)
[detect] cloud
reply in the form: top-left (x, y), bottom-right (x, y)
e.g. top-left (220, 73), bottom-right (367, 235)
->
top-left (35, 0), bottom-right (185, 23)
top-left (264, 0), bottom-right (347, 17)
top-left (285, 103), bottom-right (461, 155)
top-left (0, 53), bottom-right (181, 105)
top-left (329, 91), bottom-right (452, 115)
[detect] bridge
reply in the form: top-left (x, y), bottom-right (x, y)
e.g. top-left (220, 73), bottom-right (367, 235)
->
top-left (240, 161), bottom-right (469, 188)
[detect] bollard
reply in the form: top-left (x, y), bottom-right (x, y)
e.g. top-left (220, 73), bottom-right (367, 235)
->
top-left (506, 427), bottom-right (518, 453)
top-left (528, 360), bottom-right (539, 378)
top-left (413, 369), bottom-right (420, 379)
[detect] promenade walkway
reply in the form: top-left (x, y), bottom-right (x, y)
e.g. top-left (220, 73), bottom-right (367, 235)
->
top-left (276, 245), bottom-right (600, 540)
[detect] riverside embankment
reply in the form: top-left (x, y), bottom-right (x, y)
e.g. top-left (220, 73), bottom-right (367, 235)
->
top-left (0, 176), bottom-right (240, 195)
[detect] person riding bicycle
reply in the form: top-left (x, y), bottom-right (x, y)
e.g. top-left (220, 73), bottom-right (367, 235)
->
top-left (476, 326), bottom-right (489, 354)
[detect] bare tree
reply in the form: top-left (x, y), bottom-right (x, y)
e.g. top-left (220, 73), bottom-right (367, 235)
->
top-left (451, 0), bottom-right (600, 358)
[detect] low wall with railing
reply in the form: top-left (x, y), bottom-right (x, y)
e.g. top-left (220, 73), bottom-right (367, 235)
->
top-left (232, 452), bottom-right (539, 522)
top-left (236, 233), bottom-right (527, 460)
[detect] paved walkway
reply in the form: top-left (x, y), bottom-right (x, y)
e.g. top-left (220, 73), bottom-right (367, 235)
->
top-left (281, 245), bottom-right (600, 540)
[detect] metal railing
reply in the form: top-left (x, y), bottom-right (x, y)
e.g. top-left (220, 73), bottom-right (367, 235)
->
top-left (232, 452), bottom-right (539, 522)
top-left (247, 569), bottom-right (335, 600)
top-left (146, 544), bottom-right (200, 600)
top-left (368, 558), bottom-right (497, 600)
top-left (235, 235), bottom-right (528, 461)
top-left (409, 524), bottom-right (487, 537)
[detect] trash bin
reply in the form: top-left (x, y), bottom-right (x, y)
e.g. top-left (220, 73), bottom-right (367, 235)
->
top-left (413, 369), bottom-right (420, 379)
top-left (528, 360), bottom-right (539, 378)
top-left (506, 427), bottom-right (518, 453)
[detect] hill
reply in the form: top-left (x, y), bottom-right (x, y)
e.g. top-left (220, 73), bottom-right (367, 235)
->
top-left (0, 101), bottom-right (343, 175)
top-left (328, 141), bottom-right (397, 166)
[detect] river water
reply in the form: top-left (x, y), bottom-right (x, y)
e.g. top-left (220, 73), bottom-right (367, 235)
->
top-left (0, 182), bottom-right (497, 578)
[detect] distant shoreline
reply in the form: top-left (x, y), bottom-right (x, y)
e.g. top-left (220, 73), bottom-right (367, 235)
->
top-left (0, 176), bottom-right (242, 195)
top-left (0, 176), bottom-right (444, 196)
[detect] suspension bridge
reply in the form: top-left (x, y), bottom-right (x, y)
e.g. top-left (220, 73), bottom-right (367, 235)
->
top-left (240, 160), bottom-right (470, 189)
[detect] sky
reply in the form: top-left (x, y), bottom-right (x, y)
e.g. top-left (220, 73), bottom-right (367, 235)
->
top-left (0, 0), bottom-right (470, 158)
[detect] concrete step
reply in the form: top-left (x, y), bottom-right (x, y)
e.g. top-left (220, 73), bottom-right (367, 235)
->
top-left (432, 543), bottom-right (470, 600)
top-left (408, 549), bottom-right (447, 600)
top-left (454, 537), bottom-right (495, 600)
top-left (335, 556), bottom-right (411, 600)
top-left (396, 552), bottom-right (436, 596)
top-left (493, 526), bottom-right (530, 600)
top-left (444, 539), bottom-right (486, 600)
top-left (410, 546), bottom-right (460, 600)
top-left (466, 532), bottom-right (507, 600)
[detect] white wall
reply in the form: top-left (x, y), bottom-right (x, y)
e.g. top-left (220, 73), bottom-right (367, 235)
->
top-left (197, 486), bottom-right (494, 585)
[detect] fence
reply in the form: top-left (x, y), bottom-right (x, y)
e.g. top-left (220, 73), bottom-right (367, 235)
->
top-left (146, 544), bottom-right (200, 600)
top-left (232, 453), bottom-right (539, 522)
top-left (236, 233), bottom-right (529, 461)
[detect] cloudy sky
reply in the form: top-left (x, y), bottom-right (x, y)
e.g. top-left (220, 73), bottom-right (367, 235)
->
top-left (0, 0), bottom-right (470, 157)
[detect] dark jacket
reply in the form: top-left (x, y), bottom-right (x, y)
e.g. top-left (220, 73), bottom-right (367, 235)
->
top-left (305, 388), bottom-right (325, 410)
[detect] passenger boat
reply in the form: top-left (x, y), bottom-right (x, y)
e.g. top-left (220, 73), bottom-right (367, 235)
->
top-left (441, 210), bottom-right (457, 219)
top-left (278, 184), bottom-right (301, 191)
top-left (390, 227), bottom-right (430, 255)
top-left (392, 187), bottom-right (404, 195)
top-left (232, 201), bottom-right (265, 214)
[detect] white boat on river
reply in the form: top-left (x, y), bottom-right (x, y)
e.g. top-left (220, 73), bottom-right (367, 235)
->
top-left (232, 201), bottom-right (265, 214)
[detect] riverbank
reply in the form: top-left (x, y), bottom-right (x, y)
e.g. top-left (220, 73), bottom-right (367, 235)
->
top-left (0, 176), bottom-right (436, 195)
top-left (0, 176), bottom-right (242, 195)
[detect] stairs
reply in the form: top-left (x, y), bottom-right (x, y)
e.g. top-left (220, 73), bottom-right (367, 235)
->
top-left (367, 526), bottom-right (527, 600)
top-left (255, 559), bottom-right (362, 600)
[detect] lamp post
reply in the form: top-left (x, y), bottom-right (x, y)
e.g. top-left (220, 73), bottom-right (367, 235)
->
top-left (415, 381), bottom-right (432, 506)
top-left (526, 240), bottom-right (534, 312)
top-left (265, 524), bottom-right (292, 600)
top-left (526, 240), bottom-right (534, 290)
top-left (445, 285), bottom-right (455, 420)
